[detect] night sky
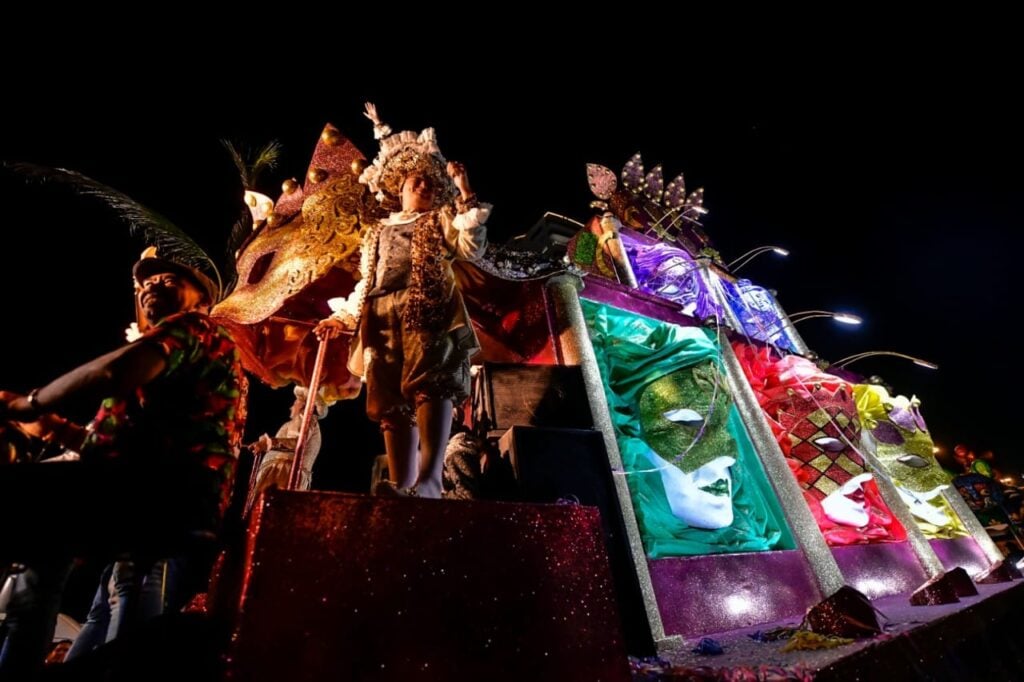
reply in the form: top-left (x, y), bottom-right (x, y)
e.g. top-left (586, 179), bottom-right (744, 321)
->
top-left (2, 55), bottom-right (1020, 486)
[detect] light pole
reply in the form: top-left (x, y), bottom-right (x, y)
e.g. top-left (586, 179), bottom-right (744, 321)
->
top-left (726, 245), bottom-right (790, 272)
top-left (833, 351), bottom-right (939, 370)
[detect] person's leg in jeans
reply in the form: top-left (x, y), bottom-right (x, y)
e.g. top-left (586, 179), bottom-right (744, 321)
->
top-left (107, 556), bottom-right (191, 642)
top-left (107, 559), bottom-right (155, 641)
top-left (0, 560), bottom-right (72, 678)
top-left (64, 564), bottom-right (115, 660)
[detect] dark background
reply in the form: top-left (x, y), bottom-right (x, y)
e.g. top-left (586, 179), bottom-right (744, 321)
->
top-left (1, 44), bottom-right (1020, 490)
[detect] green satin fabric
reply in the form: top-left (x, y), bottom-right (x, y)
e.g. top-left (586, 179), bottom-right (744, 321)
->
top-left (582, 300), bottom-right (793, 557)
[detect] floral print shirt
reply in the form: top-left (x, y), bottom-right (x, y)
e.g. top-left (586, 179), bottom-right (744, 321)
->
top-left (81, 311), bottom-right (247, 514)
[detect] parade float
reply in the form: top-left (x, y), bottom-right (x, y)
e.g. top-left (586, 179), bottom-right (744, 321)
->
top-left (4, 116), bottom-right (1024, 681)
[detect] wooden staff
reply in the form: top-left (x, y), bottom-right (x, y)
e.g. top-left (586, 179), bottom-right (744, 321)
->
top-left (287, 335), bottom-right (331, 490)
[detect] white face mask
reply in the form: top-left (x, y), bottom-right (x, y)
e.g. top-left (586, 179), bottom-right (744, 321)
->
top-left (820, 472), bottom-right (874, 527)
top-left (646, 453), bottom-right (736, 529)
top-left (896, 485), bottom-right (952, 527)
top-left (637, 363), bottom-right (739, 530)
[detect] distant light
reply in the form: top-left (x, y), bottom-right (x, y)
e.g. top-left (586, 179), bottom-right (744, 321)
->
top-left (772, 247), bottom-right (790, 256)
top-left (832, 313), bottom-right (862, 325)
top-left (932, 446), bottom-right (941, 455)
top-left (913, 359), bottom-right (940, 370)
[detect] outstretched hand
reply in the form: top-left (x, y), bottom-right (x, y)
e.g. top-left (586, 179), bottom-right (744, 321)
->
top-left (251, 433), bottom-right (274, 455)
top-left (0, 389), bottom-right (30, 422)
top-left (447, 161), bottom-right (473, 198)
top-left (363, 102), bottom-right (382, 126)
top-left (0, 390), bottom-right (68, 444)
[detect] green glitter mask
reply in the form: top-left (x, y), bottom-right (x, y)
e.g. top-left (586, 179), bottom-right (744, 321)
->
top-left (855, 384), bottom-right (950, 493)
top-left (638, 361), bottom-right (737, 474)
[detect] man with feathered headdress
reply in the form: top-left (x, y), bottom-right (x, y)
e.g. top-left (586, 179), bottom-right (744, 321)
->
top-left (315, 103), bottom-right (490, 499)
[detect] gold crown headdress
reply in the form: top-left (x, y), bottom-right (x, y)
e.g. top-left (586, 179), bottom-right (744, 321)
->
top-left (357, 103), bottom-right (455, 209)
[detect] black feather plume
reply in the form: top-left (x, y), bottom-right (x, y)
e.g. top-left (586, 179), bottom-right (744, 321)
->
top-left (3, 162), bottom-right (223, 298)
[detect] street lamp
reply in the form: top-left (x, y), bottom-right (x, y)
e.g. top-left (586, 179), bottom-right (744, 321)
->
top-left (726, 245), bottom-right (790, 272)
top-left (755, 310), bottom-right (862, 356)
top-left (833, 351), bottom-right (939, 370)
top-left (787, 310), bottom-right (863, 325)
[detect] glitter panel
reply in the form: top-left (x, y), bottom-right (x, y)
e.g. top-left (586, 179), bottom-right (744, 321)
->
top-left (648, 551), bottom-right (821, 637)
top-left (228, 490), bottom-right (630, 681)
top-left (831, 542), bottom-right (929, 598)
top-left (930, 536), bottom-right (992, 576)
top-left (941, 488), bottom-right (1004, 563)
top-left (580, 272), bottom-right (704, 331)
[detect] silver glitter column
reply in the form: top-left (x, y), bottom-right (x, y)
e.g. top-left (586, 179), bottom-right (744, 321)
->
top-left (719, 339), bottom-right (846, 595)
top-left (544, 273), bottom-right (682, 651)
top-left (942, 488), bottom-right (1004, 564)
top-left (704, 262), bottom-right (845, 595)
top-left (858, 433), bottom-right (944, 577)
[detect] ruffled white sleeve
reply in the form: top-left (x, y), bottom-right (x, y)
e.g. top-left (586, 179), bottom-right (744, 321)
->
top-left (444, 203), bottom-right (491, 261)
top-left (327, 277), bottom-right (365, 319)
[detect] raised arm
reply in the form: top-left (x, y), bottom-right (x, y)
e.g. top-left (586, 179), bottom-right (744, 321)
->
top-left (443, 161), bottom-right (490, 261)
top-left (2, 341), bottom-right (167, 422)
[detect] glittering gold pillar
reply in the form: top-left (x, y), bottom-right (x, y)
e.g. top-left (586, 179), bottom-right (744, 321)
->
top-left (718, 336), bottom-right (846, 595)
top-left (600, 213), bottom-right (640, 289)
top-left (858, 434), bottom-right (945, 577)
top-left (543, 273), bottom-right (681, 651)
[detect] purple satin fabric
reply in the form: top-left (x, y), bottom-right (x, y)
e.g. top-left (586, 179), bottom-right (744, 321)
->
top-left (622, 234), bottom-right (722, 321)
